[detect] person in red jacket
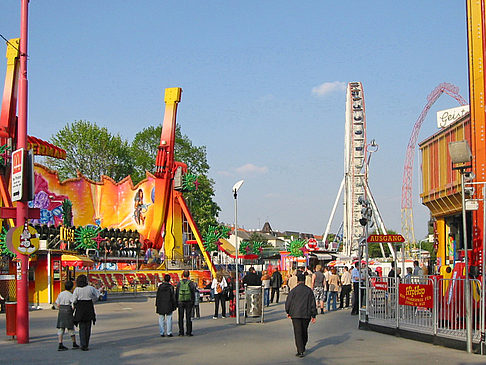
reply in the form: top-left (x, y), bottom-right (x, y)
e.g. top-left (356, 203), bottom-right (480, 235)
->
top-left (285, 273), bottom-right (317, 358)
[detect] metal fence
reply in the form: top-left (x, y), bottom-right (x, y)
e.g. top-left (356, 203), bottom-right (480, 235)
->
top-left (364, 276), bottom-right (483, 344)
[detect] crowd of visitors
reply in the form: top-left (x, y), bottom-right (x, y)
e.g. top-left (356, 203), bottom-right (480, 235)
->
top-left (51, 262), bottom-right (427, 357)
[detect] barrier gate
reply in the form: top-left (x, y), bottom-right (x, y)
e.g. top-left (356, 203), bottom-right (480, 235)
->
top-left (361, 275), bottom-right (484, 346)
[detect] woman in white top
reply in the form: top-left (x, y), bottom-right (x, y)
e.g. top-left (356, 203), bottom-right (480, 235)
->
top-left (211, 273), bottom-right (227, 319)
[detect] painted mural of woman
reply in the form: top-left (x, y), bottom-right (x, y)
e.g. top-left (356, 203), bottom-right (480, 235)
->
top-left (134, 189), bottom-right (146, 225)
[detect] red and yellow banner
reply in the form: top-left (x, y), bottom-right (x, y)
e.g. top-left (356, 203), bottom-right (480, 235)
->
top-left (398, 283), bottom-right (433, 308)
top-left (88, 270), bottom-right (211, 290)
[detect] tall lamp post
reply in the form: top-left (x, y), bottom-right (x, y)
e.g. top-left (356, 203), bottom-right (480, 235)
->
top-left (448, 140), bottom-right (473, 353)
top-left (233, 180), bottom-right (244, 324)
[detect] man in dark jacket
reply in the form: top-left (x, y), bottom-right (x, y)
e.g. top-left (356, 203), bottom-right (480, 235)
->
top-left (285, 273), bottom-right (317, 358)
top-left (242, 267), bottom-right (261, 286)
top-left (175, 270), bottom-right (196, 336)
top-left (270, 269), bottom-right (283, 303)
top-left (155, 274), bottom-right (176, 337)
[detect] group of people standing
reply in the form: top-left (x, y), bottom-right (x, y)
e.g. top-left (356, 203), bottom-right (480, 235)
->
top-left (243, 267), bottom-right (283, 307)
top-left (287, 265), bottom-right (353, 314)
top-left (155, 270), bottom-right (197, 337)
top-left (155, 269), bottom-right (238, 337)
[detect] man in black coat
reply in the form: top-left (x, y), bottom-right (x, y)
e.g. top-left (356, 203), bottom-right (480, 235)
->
top-left (242, 267), bottom-right (261, 286)
top-left (155, 274), bottom-right (177, 337)
top-left (270, 269), bottom-right (283, 303)
top-left (285, 273), bottom-right (317, 358)
top-left (175, 270), bottom-right (196, 336)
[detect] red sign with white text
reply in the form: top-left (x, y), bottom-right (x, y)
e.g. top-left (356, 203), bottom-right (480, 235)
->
top-left (372, 281), bottom-right (388, 291)
top-left (398, 283), bottom-right (433, 308)
top-left (11, 148), bottom-right (24, 201)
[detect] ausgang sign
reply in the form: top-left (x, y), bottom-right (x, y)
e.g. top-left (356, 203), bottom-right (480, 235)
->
top-left (367, 234), bottom-right (405, 243)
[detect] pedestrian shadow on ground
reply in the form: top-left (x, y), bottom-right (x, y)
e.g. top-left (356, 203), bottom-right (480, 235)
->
top-left (305, 333), bottom-right (351, 355)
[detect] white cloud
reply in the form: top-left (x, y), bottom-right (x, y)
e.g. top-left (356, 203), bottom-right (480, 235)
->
top-left (235, 163), bottom-right (268, 175)
top-left (216, 170), bottom-right (234, 177)
top-left (311, 81), bottom-right (346, 97)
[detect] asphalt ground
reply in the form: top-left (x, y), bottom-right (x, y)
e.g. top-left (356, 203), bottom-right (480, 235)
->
top-left (0, 295), bottom-right (484, 365)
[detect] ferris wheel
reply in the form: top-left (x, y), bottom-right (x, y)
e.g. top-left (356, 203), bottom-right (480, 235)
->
top-left (323, 82), bottom-right (394, 258)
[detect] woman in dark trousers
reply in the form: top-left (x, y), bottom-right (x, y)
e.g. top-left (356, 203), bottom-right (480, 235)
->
top-left (73, 275), bottom-right (100, 351)
top-left (211, 273), bottom-right (227, 319)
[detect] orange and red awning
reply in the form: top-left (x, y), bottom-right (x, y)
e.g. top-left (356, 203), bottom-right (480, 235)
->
top-left (27, 136), bottom-right (66, 159)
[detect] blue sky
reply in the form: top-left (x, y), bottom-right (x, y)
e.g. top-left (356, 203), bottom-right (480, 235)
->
top-left (1, 1), bottom-right (469, 239)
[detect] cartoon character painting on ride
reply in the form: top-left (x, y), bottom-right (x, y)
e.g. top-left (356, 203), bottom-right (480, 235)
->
top-left (30, 164), bottom-right (185, 258)
top-left (28, 174), bottom-right (69, 226)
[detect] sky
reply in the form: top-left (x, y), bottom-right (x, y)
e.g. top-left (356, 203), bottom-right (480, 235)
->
top-left (1, 1), bottom-right (469, 239)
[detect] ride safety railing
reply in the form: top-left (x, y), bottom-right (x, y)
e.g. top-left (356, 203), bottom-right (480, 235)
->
top-left (365, 276), bottom-right (483, 344)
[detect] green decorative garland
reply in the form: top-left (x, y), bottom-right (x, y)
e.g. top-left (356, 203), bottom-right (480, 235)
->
top-left (202, 225), bottom-right (230, 252)
top-left (182, 173), bottom-right (199, 191)
top-left (75, 226), bottom-right (102, 250)
top-left (0, 144), bottom-right (11, 166)
top-left (239, 240), bottom-right (264, 256)
top-left (289, 239), bottom-right (307, 257)
top-left (0, 227), bottom-right (14, 257)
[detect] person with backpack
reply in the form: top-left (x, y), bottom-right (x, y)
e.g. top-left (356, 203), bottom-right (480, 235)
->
top-left (175, 270), bottom-right (196, 336)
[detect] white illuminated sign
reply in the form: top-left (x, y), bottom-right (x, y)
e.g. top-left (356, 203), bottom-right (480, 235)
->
top-left (437, 105), bottom-right (469, 129)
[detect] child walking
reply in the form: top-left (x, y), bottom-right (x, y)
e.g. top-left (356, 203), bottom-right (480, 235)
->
top-left (55, 280), bottom-right (79, 351)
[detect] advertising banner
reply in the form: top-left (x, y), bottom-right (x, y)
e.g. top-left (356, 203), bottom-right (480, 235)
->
top-left (398, 283), bottom-right (433, 308)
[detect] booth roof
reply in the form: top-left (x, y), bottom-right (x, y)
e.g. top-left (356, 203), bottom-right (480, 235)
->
top-left (61, 254), bottom-right (94, 269)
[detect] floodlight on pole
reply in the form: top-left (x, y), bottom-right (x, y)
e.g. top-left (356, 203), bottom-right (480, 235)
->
top-left (448, 140), bottom-right (473, 353)
top-left (233, 179), bottom-right (244, 324)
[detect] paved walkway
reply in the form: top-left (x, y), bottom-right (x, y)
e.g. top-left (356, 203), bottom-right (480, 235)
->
top-left (0, 297), bottom-right (484, 365)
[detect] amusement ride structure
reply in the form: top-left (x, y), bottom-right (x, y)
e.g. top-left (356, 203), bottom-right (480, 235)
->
top-left (323, 82), bottom-right (394, 259)
top-left (400, 83), bottom-right (467, 254)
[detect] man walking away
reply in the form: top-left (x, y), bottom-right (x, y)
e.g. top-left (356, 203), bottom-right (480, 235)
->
top-left (270, 268), bottom-right (283, 304)
top-left (339, 266), bottom-right (352, 309)
top-left (156, 274), bottom-right (177, 337)
top-left (285, 273), bottom-right (317, 358)
top-left (176, 270), bottom-right (196, 336)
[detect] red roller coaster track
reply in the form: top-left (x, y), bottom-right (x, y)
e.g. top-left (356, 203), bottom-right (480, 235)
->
top-left (401, 83), bottom-right (467, 248)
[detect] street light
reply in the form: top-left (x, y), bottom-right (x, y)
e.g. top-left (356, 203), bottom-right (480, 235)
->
top-left (448, 140), bottom-right (473, 353)
top-left (233, 179), bottom-right (244, 325)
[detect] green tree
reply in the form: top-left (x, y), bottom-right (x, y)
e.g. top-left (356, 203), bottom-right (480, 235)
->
top-left (130, 124), bottom-right (220, 234)
top-left (45, 120), bottom-right (133, 181)
top-left (130, 124), bottom-right (209, 183)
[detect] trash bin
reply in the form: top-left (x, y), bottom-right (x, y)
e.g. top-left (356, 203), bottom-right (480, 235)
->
top-left (245, 286), bottom-right (263, 317)
top-left (5, 302), bottom-right (16, 337)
